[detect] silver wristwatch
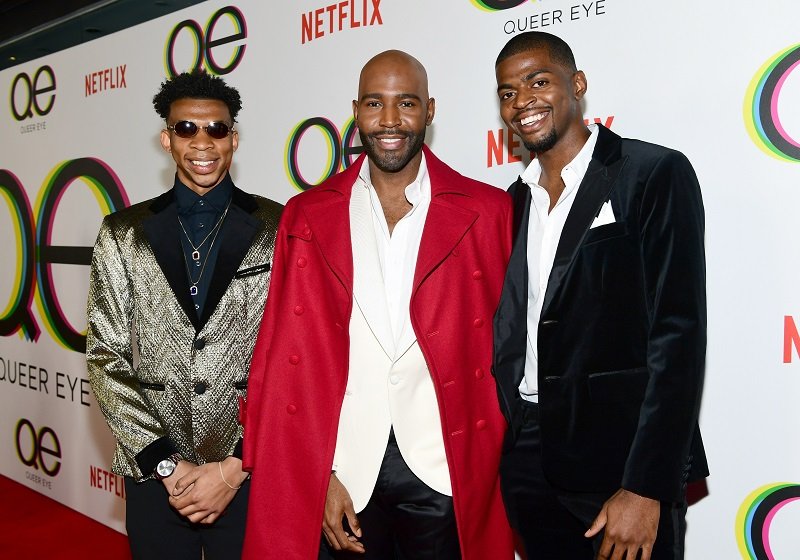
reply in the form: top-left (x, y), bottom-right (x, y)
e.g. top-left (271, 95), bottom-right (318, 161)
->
top-left (154, 453), bottom-right (182, 480)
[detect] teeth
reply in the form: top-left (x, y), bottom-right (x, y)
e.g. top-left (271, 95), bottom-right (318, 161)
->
top-left (521, 113), bottom-right (546, 126)
top-left (192, 160), bottom-right (213, 167)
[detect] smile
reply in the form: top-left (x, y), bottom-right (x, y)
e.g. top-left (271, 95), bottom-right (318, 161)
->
top-left (520, 113), bottom-right (546, 126)
top-left (191, 160), bottom-right (214, 167)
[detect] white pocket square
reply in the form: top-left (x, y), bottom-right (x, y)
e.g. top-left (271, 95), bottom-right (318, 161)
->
top-left (590, 200), bottom-right (616, 229)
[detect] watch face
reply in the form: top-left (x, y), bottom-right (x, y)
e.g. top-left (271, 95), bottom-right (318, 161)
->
top-left (156, 459), bottom-right (176, 479)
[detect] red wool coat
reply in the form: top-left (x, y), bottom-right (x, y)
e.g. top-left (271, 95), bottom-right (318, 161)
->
top-left (242, 146), bottom-right (514, 559)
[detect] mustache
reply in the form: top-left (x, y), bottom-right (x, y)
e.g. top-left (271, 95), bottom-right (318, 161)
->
top-left (366, 129), bottom-right (410, 138)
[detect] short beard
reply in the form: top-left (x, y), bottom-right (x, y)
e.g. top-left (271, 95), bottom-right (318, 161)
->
top-left (359, 128), bottom-right (426, 173)
top-left (522, 127), bottom-right (558, 154)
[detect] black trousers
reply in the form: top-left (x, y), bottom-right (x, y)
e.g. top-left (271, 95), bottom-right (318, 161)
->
top-left (124, 476), bottom-right (249, 560)
top-left (500, 400), bottom-right (687, 560)
top-left (320, 430), bottom-right (461, 560)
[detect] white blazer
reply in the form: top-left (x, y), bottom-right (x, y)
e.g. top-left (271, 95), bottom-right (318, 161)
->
top-left (331, 182), bottom-right (451, 513)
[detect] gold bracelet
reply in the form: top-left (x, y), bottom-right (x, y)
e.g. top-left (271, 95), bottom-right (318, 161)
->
top-left (218, 461), bottom-right (242, 490)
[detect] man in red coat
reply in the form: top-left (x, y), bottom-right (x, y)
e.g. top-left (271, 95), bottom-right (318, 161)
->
top-left (242, 50), bottom-right (514, 559)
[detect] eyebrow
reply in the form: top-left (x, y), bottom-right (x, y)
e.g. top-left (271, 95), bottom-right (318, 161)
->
top-left (359, 92), bottom-right (423, 102)
top-left (497, 69), bottom-right (550, 93)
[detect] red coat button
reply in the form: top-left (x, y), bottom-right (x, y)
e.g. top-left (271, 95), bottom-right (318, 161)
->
top-left (302, 227), bottom-right (311, 237)
top-left (476, 419), bottom-right (487, 430)
top-left (474, 368), bottom-right (484, 379)
top-left (287, 404), bottom-right (297, 415)
top-left (289, 355), bottom-right (300, 365)
top-left (297, 257), bottom-right (307, 268)
top-left (294, 305), bottom-right (305, 315)
top-left (473, 318), bottom-right (484, 328)
top-left (472, 270), bottom-right (483, 280)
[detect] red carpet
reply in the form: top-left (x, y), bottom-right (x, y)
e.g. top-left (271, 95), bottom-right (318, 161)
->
top-left (0, 475), bottom-right (131, 559)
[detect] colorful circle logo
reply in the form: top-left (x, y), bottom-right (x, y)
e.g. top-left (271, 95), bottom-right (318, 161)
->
top-left (736, 483), bottom-right (800, 559)
top-left (744, 43), bottom-right (800, 163)
top-left (470, 0), bottom-right (529, 11)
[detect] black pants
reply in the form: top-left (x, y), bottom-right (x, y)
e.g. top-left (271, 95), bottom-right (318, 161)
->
top-left (500, 400), bottom-right (687, 560)
top-left (124, 476), bottom-right (249, 560)
top-left (320, 430), bottom-right (461, 560)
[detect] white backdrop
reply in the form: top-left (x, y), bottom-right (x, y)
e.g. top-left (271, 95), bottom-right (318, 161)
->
top-left (1, 1), bottom-right (799, 558)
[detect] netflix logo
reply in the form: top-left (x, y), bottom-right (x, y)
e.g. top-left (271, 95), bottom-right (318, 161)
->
top-left (301, 0), bottom-right (383, 44)
top-left (89, 465), bottom-right (126, 499)
top-left (84, 65), bottom-right (127, 97)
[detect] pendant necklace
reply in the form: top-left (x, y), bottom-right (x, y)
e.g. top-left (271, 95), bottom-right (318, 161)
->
top-left (179, 200), bottom-right (231, 296)
top-left (177, 199), bottom-right (231, 261)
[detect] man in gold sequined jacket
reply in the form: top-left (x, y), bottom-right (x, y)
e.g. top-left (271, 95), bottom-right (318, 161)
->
top-left (86, 69), bottom-right (282, 559)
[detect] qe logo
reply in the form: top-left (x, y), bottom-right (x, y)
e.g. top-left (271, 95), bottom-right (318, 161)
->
top-left (165, 6), bottom-right (247, 77)
top-left (744, 43), bottom-right (800, 163)
top-left (10, 65), bottom-right (56, 121)
top-left (15, 418), bottom-right (61, 477)
top-left (0, 158), bottom-right (128, 353)
top-left (470, 0), bottom-right (532, 11)
top-left (286, 117), bottom-right (364, 191)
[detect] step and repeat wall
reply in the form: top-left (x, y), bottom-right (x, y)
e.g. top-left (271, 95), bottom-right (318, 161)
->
top-left (1, 0), bottom-right (798, 557)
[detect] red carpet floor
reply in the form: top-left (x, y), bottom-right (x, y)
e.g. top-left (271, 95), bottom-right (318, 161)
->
top-left (0, 475), bottom-right (131, 559)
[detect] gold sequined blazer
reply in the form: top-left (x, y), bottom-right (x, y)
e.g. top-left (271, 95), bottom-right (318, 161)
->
top-left (87, 185), bottom-right (282, 480)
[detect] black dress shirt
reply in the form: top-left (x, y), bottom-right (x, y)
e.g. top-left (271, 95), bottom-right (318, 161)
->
top-left (174, 173), bottom-right (233, 318)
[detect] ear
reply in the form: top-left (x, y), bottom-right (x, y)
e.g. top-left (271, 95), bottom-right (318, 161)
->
top-left (160, 129), bottom-right (171, 152)
top-left (573, 70), bottom-right (588, 101)
top-left (352, 99), bottom-right (359, 122)
top-left (232, 130), bottom-right (239, 152)
top-left (425, 97), bottom-right (435, 126)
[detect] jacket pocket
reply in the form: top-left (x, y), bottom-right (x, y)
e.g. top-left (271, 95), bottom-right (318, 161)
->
top-left (139, 381), bottom-right (166, 391)
top-left (587, 367), bottom-right (648, 403)
top-left (583, 221), bottom-right (627, 245)
top-left (234, 263), bottom-right (271, 278)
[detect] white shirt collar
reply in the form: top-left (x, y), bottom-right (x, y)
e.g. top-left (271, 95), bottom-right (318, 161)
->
top-left (519, 123), bottom-right (599, 197)
top-left (357, 152), bottom-right (430, 209)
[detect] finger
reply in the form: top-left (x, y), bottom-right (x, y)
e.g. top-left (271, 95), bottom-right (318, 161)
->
top-left (334, 520), bottom-right (363, 552)
top-left (173, 471), bottom-right (200, 495)
top-left (169, 492), bottom-right (196, 510)
top-left (640, 544), bottom-right (653, 560)
top-left (199, 513), bottom-right (217, 525)
top-left (176, 503), bottom-right (202, 517)
top-left (585, 508), bottom-right (607, 538)
top-left (611, 544), bottom-right (633, 560)
top-left (595, 536), bottom-right (613, 560)
top-left (345, 507), bottom-right (362, 539)
top-left (321, 526), bottom-right (339, 550)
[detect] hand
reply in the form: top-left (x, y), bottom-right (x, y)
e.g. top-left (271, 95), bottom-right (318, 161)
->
top-left (160, 460), bottom-right (197, 497)
top-left (168, 457), bottom-right (247, 524)
top-left (322, 473), bottom-right (364, 554)
top-left (585, 488), bottom-right (660, 560)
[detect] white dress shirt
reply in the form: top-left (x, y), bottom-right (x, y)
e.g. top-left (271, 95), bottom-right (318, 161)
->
top-left (520, 124), bottom-right (600, 401)
top-left (356, 153), bottom-right (431, 348)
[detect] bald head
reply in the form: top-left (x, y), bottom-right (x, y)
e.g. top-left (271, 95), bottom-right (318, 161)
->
top-left (358, 50), bottom-right (429, 102)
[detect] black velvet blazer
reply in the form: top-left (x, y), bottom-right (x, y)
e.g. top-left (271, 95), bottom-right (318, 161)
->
top-left (493, 125), bottom-right (708, 503)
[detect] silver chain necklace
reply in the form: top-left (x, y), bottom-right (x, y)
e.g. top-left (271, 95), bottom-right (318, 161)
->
top-left (177, 199), bottom-right (232, 261)
top-left (179, 202), bottom-right (230, 296)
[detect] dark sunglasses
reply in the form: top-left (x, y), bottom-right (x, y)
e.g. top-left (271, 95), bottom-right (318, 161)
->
top-left (166, 120), bottom-right (234, 139)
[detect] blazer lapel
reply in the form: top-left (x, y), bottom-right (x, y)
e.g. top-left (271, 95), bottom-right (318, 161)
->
top-left (541, 126), bottom-right (627, 315)
top-left (493, 179), bottom-right (531, 398)
top-left (350, 182), bottom-right (395, 358)
top-left (142, 190), bottom-right (201, 331)
top-left (199, 187), bottom-right (261, 327)
top-left (302, 163), bottom-right (360, 299)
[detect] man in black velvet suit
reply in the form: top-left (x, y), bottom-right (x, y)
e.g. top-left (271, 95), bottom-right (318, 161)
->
top-left (492, 32), bottom-right (708, 560)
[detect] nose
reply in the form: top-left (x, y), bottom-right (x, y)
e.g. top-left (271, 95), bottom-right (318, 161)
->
top-left (190, 128), bottom-right (215, 149)
top-left (379, 105), bottom-right (400, 129)
top-left (513, 89), bottom-right (536, 109)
